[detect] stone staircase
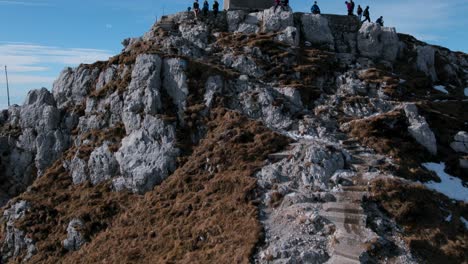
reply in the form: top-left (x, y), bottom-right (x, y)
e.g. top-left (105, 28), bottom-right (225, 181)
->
top-left (155, 16), bottom-right (177, 32)
top-left (321, 138), bottom-right (379, 264)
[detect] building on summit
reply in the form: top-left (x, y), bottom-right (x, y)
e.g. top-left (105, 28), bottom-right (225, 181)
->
top-left (224, 0), bottom-right (272, 10)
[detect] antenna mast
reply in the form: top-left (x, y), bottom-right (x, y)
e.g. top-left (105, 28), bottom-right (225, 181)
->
top-left (5, 65), bottom-right (10, 107)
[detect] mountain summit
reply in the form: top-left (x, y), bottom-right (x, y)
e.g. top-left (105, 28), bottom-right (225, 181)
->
top-left (1, 7), bottom-right (467, 264)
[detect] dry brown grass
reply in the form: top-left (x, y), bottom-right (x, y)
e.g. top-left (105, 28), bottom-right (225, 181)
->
top-left (5, 108), bottom-right (289, 264)
top-left (370, 178), bottom-right (468, 264)
top-left (419, 101), bottom-right (468, 180)
top-left (343, 110), bottom-right (436, 182)
top-left (60, 108), bottom-right (289, 264)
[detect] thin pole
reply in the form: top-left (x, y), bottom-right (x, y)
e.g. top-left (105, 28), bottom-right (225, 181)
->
top-left (5, 66), bottom-right (10, 107)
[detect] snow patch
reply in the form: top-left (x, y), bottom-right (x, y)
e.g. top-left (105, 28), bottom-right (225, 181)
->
top-left (433, 85), bottom-right (449, 94)
top-left (285, 131), bottom-right (316, 141)
top-left (445, 214), bottom-right (452, 222)
top-left (461, 217), bottom-right (468, 230)
top-left (464, 88), bottom-right (468, 97)
top-left (421, 162), bottom-right (468, 202)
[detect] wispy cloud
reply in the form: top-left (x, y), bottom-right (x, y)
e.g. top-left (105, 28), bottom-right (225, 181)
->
top-left (0, 42), bottom-right (114, 105)
top-left (0, 0), bottom-right (50, 6)
top-left (0, 43), bottom-right (114, 73)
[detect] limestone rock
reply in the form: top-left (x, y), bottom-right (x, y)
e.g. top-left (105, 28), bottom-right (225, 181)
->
top-left (88, 143), bottom-right (119, 185)
top-left (300, 14), bottom-right (334, 49)
top-left (275, 26), bottom-right (300, 47)
top-left (52, 66), bottom-right (100, 109)
top-left (227, 10), bottom-right (246, 32)
top-left (63, 219), bottom-right (86, 251)
top-left (0, 201), bottom-right (36, 262)
top-left (114, 115), bottom-right (179, 193)
top-left (416, 45), bottom-right (437, 81)
top-left (450, 131), bottom-right (468, 154)
top-left (403, 104), bottom-right (437, 155)
top-left (357, 23), bottom-right (399, 61)
top-left (162, 58), bottom-right (190, 121)
top-left (260, 7), bottom-right (294, 33)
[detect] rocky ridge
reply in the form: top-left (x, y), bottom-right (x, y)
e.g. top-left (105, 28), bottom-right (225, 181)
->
top-left (0, 7), bottom-right (467, 264)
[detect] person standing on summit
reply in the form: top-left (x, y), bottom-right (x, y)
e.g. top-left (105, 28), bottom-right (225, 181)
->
top-left (274, 0), bottom-right (286, 12)
top-left (350, 0), bottom-right (355, 15)
top-left (311, 1), bottom-right (321, 14)
top-left (345, 1), bottom-right (353, 16)
top-left (213, 0), bottom-right (219, 17)
top-left (362, 6), bottom-right (371, 23)
top-left (193, 0), bottom-right (200, 19)
top-left (357, 5), bottom-right (363, 21)
top-left (202, 0), bottom-right (209, 16)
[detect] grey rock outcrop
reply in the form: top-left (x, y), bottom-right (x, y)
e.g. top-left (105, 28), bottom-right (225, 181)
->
top-left (450, 131), bottom-right (468, 154)
top-left (1, 201), bottom-right (36, 262)
top-left (52, 66), bottom-right (101, 109)
top-left (416, 45), bottom-right (437, 81)
top-left (114, 116), bottom-right (179, 193)
top-left (403, 104), bottom-right (437, 155)
top-left (260, 7), bottom-right (294, 32)
top-left (88, 143), bottom-right (119, 185)
top-left (63, 219), bottom-right (86, 251)
top-left (300, 14), bottom-right (334, 49)
top-left (357, 22), bottom-right (399, 61)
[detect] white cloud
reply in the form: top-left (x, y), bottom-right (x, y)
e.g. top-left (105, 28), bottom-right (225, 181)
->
top-left (0, 44), bottom-right (114, 71)
top-left (0, 0), bottom-right (50, 6)
top-left (0, 43), bottom-right (114, 98)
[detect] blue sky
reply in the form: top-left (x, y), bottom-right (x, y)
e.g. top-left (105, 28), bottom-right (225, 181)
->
top-left (0, 0), bottom-right (467, 110)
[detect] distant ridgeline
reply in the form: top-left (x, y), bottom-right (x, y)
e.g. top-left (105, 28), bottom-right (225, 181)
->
top-left (224, 0), bottom-right (272, 10)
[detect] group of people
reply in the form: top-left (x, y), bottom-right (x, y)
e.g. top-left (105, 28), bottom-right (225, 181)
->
top-left (274, 0), bottom-right (290, 12)
top-left (312, 1), bottom-right (385, 26)
top-left (190, 0), bottom-right (220, 19)
top-left (189, 0), bottom-right (384, 26)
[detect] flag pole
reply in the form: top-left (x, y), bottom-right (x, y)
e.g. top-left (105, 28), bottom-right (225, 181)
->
top-left (5, 65), bottom-right (10, 107)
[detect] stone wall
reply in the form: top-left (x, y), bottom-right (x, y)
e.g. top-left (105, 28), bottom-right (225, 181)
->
top-left (224, 0), bottom-right (272, 11)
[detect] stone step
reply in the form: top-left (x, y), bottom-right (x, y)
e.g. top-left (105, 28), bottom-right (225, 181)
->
top-left (327, 254), bottom-right (360, 264)
top-left (323, 202), bottom-right (364, 214)
top-left (334, 236), bottom-right (367, 260)
top-left (320, 211), bottom-right (366, 225)
top-left (341, 185), bottom-right (368, 192)
top-left (332, 191), bottom-right (367, 202)
top-left (268, 151), bottom-right (292, 162)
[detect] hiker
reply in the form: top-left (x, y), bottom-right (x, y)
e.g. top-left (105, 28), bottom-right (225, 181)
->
top-left (345, 1), bottom-right (352, 16)
top-left (187, 7), bottom-right (192, 12)
top-left (193, 0), bottom-right (200, 18)
top-left (376, 16), bottom-right (384, 26)
top-left (357, 5), bottom-right (363, 21)
top-left (311, 1), bottom-right (321, 14)
top-left (213, 0), bottom-right (219, 17)
top-left (202, 0), bottom-right (209, 16)
top-left (281, 0), bottom-right (290, 9)
top-left (274, 0), bottom-right (285, 12)
top-left (350, 0), bottom-right (355, 15)
top-left (362, 6), bottom-right (371, 23)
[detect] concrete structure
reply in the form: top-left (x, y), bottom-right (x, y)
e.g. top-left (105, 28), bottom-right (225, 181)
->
top-left (224, 0), bottom-right (272, 11)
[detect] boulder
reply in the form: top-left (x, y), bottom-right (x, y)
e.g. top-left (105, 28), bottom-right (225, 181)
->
top-left (227, 10), bottom-right (246, 32)
top-left (275, 26), bottom-right (300, 47)
top-left (0, 201), bottom-right (36, 262)
top-left (416, 45), bottom-right (437, 81)
top-left (450, 131), bottom-right (468, 154)
top-left (88, 143), bottom-right (119, 185)
top-left (52, 66), bottom-right (100, 109)
top-left (62, 219), bottom-right (86, 251)
top-left (403, 104), bottom-right (437, 155)
top-left (300, 14), bottom-right (334, 49)
top-left (260, 7), bottom-right (294, 33)
top-left (357, 23), bottom-right (399, 61)
top-left (114, 115), bottom-right (179, 193)
top-left (162, 58), bottom-right (189, 121)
